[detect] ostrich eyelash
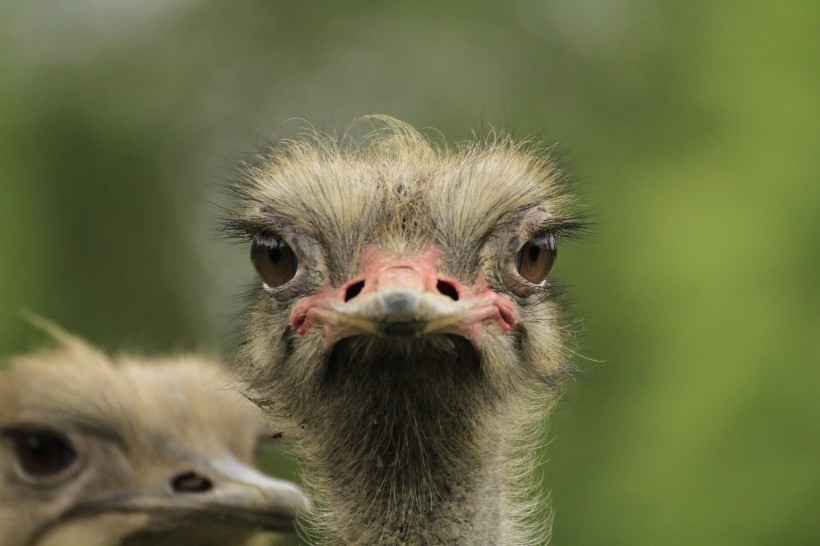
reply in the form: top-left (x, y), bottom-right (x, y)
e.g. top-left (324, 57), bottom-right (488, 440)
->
top-left (531, 216), bottom-right (588, 240)
top-left (224, 219), bottom-right (274, 241)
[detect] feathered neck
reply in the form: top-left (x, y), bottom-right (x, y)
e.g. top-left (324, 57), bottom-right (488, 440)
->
top-left (278, 336), bottom-right (546, 545)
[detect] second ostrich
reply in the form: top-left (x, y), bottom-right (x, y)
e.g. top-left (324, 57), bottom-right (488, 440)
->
top-left (230, 118), bottom-right (582, 545)
top-left (0, 320), bottom-right (309, 546)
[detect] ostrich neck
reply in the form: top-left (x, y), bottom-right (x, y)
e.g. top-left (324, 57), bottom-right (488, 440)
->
top-left (297, 338), bottom-right (525, 545)
top-left (319, 417), bottom-right (512, 545)
top-left (265, 334), bottom-right (547, 544)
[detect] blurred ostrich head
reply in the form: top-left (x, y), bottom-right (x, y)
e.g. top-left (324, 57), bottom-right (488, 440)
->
top-left (0, 318), bottom-right (310, 546)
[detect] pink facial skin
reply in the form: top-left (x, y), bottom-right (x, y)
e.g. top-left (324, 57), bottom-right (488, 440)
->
top-left (290, 246), bottom-right (516, 352)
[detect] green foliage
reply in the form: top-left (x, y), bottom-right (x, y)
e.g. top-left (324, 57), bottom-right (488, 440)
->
top-left (1, 1), bottom-right (817, 544)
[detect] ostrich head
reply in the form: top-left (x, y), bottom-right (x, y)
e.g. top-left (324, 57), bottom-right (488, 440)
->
top-left (0, 320), bottom-right (310, 546)
top-left (230, 117), bottom-right (582, 544)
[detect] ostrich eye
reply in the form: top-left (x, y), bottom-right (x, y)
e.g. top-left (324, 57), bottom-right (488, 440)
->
top-left (515, 233), bottom-right (556, 284)
top-left (251, 233), bottom-right (297, 288)
top-left (6, 429), bottom-right (77, 480)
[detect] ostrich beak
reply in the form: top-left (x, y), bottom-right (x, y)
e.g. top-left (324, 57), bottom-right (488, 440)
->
top-left (292, 250), bottom-right (516, 351)
top-left (30, 455), bottom-right (310, 544)
top-left (195, 455), bottom-right (312, 527)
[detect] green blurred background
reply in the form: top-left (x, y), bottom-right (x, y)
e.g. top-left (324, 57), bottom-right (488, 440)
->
top-left (1, 1), bottom-right (817, 544)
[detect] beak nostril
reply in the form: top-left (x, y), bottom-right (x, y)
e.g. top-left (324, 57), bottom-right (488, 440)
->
top-left (436, 280), bottom-right (460, 301)
top-left (171, 471), bottom-right (213, 493)
top-left (344, 280), bottom-right (365, 302)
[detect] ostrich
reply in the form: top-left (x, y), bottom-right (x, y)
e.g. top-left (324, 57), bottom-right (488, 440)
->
top-left (229, 117), bottom-right (582, 544)
top-left (0, 320), bottom-right (310, 546)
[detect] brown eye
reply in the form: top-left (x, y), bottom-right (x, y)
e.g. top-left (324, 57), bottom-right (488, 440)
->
top-left (6, 429), bottom-right (77, 480)
top-left (251, 233), bottom-right (297, 288)
top-left (515, 233), bottom-right (556, 284)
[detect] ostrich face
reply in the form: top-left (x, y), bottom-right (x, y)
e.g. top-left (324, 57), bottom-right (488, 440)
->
top-left (0, 346), bottom-right (310, 546)
top-left (233, 122), bottom-right (581, 418)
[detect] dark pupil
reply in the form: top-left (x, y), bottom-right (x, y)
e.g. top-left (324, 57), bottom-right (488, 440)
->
top-left (268, 240), bottom-right (282, 262)
top-left (528, 243), bottom-right (541, 261)
top-left (13, 431), bottom-right (76, 477)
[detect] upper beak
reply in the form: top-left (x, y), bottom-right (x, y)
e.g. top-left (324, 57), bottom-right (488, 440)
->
top-left (195, 454), bottom-right (311, 528)
top-left (292, 259), bottom-right (516, 352)
top-left (124, 454), bottom-right (311, 532)
top-left (31, 455), bottom-right (310, 545)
